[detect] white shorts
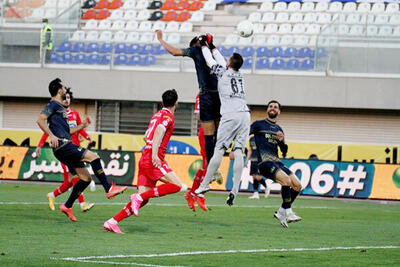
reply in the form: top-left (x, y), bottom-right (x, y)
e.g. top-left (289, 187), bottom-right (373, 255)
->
top-left (215, 112), bottom-right (250, 151)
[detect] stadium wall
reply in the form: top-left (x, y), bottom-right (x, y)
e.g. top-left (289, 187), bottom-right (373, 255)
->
top-left (0, 67), bottom-right (399, 110)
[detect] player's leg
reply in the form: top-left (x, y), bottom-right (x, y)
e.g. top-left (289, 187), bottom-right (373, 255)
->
top-left (249, 175), bottom-right (260, 199)
top-left (286, 172), bottom-right (302, 223)
top-left (71, 176), bottom-right (95, 212)
top-left (81, 149), bottom-right (127, 198)
top-left (47, 163), bottom-right (71, 210)
top-left (200, 92), bottom-right (220, 165)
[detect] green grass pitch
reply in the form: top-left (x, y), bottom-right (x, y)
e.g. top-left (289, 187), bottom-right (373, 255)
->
top-left (0, 182), bottom-right (399, 266)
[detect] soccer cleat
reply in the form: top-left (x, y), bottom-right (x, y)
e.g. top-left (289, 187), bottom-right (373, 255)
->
top-left (47, 193), bottom-right (55, 211)
top-left (264, 185), bottom-right (270, 198)
top-left (106, 183), bottom-right (128, 199)
top-left (184, 191), bottom-right (196, 212)
top-left (130, 194), bottom-right (143, 216)
top-left (103, 221), bottom-right (124, 234)
top-left (249, 192), bottom-right (259, 199)
top-left (274, 211), bottom-right (288, 228)
top-left (226, 192), bottom-right (235, 206)
top-left (81, 202), bottom-right (95, 212)
top-left (286, 211), bottom-right (302, 223)
top-left (60, 204), bottom-right (77, 222)
top-left (196, 195), bottom-right (208, 211)
top-left (194, 184), bottom-right (210, 195)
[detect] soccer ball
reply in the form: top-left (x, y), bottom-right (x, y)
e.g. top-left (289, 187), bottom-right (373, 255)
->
top-left (237, 20), bottom-right (254, 38)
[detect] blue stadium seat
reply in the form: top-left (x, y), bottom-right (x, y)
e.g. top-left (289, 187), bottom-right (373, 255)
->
top-left (71, 42), bottom-right (86, 53)
top-left (140, 44), bottom-right (154, 55)
top-left (282, 47), bottom-right (296, 58)
top-left (114, 54), bottom-right (128, 65)
top-left (241, 46), bottom-right (254, 57)
top-left (141, 55), bottom-right (156, 66)
top-left (227, 46), bottom-right (240, 56)
top-left (300, 59), bottom-right (314, 70)
top-left (86, 53), bottom-right (100, 64)
top-left (218, 46), bottom-right (229, 57)
top-left (72, 53), bottom-right (86, 64)
top-left (115, 43), bottom-right (127, 54)
top-left (271, 58), bottom-right (285, 69)
top-left (255, 58), bottom-right (270, 69)
top-left (316, 47), bottom-right (327, 57)
top-left (269, 47), bottom-right (283, 57)
top-left (242, 58), bottom-right (252, 69)
top-left (50, 52), bottom-right (59, 63)
top-left (99, 54), bottom-right (111, 65)
top-left (56, 41), bottom-right (72, 52)
top-left (128, 55), bottom-right (141, 65)
top-left (154, 44), bottom-right (167, 55)
top-left (127, 43), bottom-right (141, 54)
top-left (284, 59), bottom-right (300, 70)
top-left (61, 53), bottom-right (73, 64)
top-left (99, 43), bottom-right (113, 53)
top-left (86, 42), bottom-right (99, 53)
top-left (256, 47), bottom-right (268, 57)
top-left (297, 47), bottom-right (312, 58)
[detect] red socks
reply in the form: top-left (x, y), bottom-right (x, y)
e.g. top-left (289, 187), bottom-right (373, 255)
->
top-left (190, 169), bottom-right (204, 194)
top-left (53, 180), bottom-right (72, 197)
top-left (113, 199), bottom-right (149, 222)
top-left (140, 183), bottom-right (181, 201)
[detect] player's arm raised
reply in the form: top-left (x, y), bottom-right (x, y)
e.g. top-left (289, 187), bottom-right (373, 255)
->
top-left (151, 124), bottom-right (166, 168)
top-left (36, 113), bottom-right (59, 148)
top-left (277, 131), bottom-right (288, 158)
top-left (156, 30), bottom-right (183, 56)
top-left (70, 117), bottom-right (90, 135)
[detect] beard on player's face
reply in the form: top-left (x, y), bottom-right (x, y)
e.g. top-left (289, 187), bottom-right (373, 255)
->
top-left (267, 109), bottom-right (279, 119)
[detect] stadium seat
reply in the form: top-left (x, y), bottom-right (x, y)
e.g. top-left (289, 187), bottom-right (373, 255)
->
top-left (189, 11), bottom-right (204, 22)
top-left (165, 21), bottom-right (179, 32)
top-left (50, 52), bottom-right (58, 63)
top-left (375, 14), bottom-right (389, 25)
top-left (389, 15), bottom-right (400, 25)
top-left (328, 2), bottom-right (342, 13)
top-left (179, 22), bottom-right (193, 32)
top-left (86, 53), bottom-right (100, 64)
top-left (72, 53), bottom-right (86, 64)
top-left (343, 2), bottom-right (356, 13)
top-left (366, 25), bottom-right (378, 37)
top-left (114, 54), bottom-right (128, 65)
top-left (176, 11), bottom-right (190, 22)
top-left (260, 1), bottom-right (273, 12)
top-left (61, 53), bottom-right (73, 64)
top-left (98, 19), bottom-right (112, 29)
top-left (142, 55), bottom-right (156, 66)
top-left (82, 0), bottom-right (96, 9)
top-left (256, 47), bottom-right (268, 57)
top-left (284, 59), bottom-right (299, 70)
top-left (269, 47), bottom-right (283, 57)
top-left (124, 10), bottom-right (137, 20)
top-left (125, 20), bottom-right (139, 31)
top-left (256, 58), bottom-right (269, 69)
top-left (71, 42), bottom-right (86, 53)
top-left (248, 12), bottom-right (262, 22)
top-left (83, 19), bottom-right (98, 30)
top-left (154, 44), bottom-right (167, 55)
top-left (289, 12), bottom-right (303, 23)
top-left (139, 32), bottom-right (154, 43)
top-left (241, 46), bottom-right (254, 57)
top-left (349, 25), bottom-right (364, 36)
top-left (202, 1), bottom-right (216, 11)
top-left (371, 3), bottom-right (385, 13)
top-left (315, 2), bottom-right (328, 12)
top-left (115, 43), bottom-right (127, 54)
top-left (99, 31), bottom-right (113, 42)
top-left (306, 24), bottom-right (320, 35)
top-left (300, 59), bottom-right (314, 70)
top-left (222, 34), bottom-right (239, 45)
top-left (153, 21), bottom-right (166, 31)
top-left (44, 8), bottom-right (56, 18)
top-left (252, 35), bottom-right (266, 46)
top-left (99, 43), bottom-right (113, 53)
top-left (282, 47), bottom-right (296, 58)
top-left (94, 0), bottom-right (109, 10)
top-left (161, 0), bottom-right (176, 10)
top-left (137, 10), bottom-right (150, 20)
top-left (30, 7), bottom-right (45, 20)
top-left (175, 0), bottom-right (189, 11)
top-left (86, 42), bottom-right (99, 53)
top-left (271, 58), bottom-right (285, 69)
top-left (357, 2), bottom-right (370, 13)
top-left (140, 44), bottom-right (154, 55)
top-left (167, 33), bottom-right (181, 44)
top-left (238, 37), bottom-right (253, 46)
top-left (56, 41), bottom-right (72, 52)
top-left (378, 26), bottom-right (393, 37)
top-left (264, 23), bottom-right (278, 34)
top-left (386, 3), bottom-right (399, 13)
top-left (44, 0), bottom-right (57, 8)
top-left (316, 47), bottom-right (327, 58)
top-left (287, 2), bottom-right (300, 12)
top-left (112, 20), bottom-right (126, 30)
top-left (276, 12), bottom-right (289, 23)
top-left (278, 23), bottom-right (291, 34)
top-left (127, 43), bottom-right (141, 54)
top-left (96, 9), bottom-right (110, 20)
top-left (126, 32), bottom-right (140, 42)
top-left (218, 46), bottom-right (229, 57)
top-left (109, 0), bottom-right (123, 9)
top-left (292, 24), bottom-right (305, 34)
top-left (128, 55), bottom-right (141, 65)
top-left (303, 13), bottom-right (317, 23)
top-left (86, 31), bottom-right (99, 41)
top-left (122, 0), bottom-right (136, 9)
top-left (261, 12), bottom-right (275, 23)
top-left (393, 26), bottom-right (400, 37)
top-left (338, 25), bottom-right (349, 36)
top-left (188, 1), bottom-right (202, 11)
top-left (296, 47), bottom-right (312, 58)
top-left (266, 35), bottom-right (280, 46)
top-left (110, 9), bottom-right (124, 20)
top-left (99, 54), bottom-right (111, 65)
top-left (294, 35), bottom-right (308, 46)
top-left (135, 0), bottom-right (149, 10)
top-left (242, 58), bottom-right (252, 69)
top-left (301, 2), bottom-right (314, 12)
top-left (227, 46), bottom-right (240, 56)
top-left (148, 0), bottom-right (162, 9)
top-left (346, 13), bottom-right (360, 24)
top-left (113, 31), bottom-right (127, 42)
top-left (308, 36), bottom-right (316, 46)
top-left (280, 35), bottom-right (293, 46)
top-left (149, 10), bottom-right (164, 21)
top-left (317, 13), bottom-right (331, 24)
top-left (71, 31), bottom-right (85, 41)
top-left (274, 2), bottom-right (287, 12)
top-left (138, 21), bottom-right (152, 31)
top-left (252, 23), bottom-right (264, 34)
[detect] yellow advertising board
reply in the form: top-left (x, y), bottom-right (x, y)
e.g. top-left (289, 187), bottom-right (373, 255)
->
top-left (370, 164), bottom-right (400, 200)
top-left (0, 146), bottom-right (28, 179)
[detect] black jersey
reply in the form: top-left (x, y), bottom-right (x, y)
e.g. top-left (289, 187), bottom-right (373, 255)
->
top-left (41, 100), bottom-right (70, 140)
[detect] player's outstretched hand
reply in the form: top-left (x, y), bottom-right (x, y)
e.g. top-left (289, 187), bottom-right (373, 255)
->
top-left (156, 30), bottom-right (163, 41)
top-left (205, 33), bottom-right (216, 50)
top-left (198, 35), bottom-right (208, 47)
top-left (49, 135), bottom-right (59, 148)
top-left (152, 154), bottom-right (162, 168)
top-left (83, 116), bottom-right (91, 128)
top-left (277, 131), bottom-right (284, 142)
top-left (35, 147), bottom-right (41, 157)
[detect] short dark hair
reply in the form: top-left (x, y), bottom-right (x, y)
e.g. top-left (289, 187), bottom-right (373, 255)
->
top-left (267, 100), bottom-right (281, 110)
top-left (65, 87), bottom-right (73, 101)
top-left (162, 89), bottom-right (178, 108)
top-left (189, 36), bottom-right (199, 47)
top-left (48, 78), bottom-right (62, 97)
top-left (230, 53), bottom-right (243, 71)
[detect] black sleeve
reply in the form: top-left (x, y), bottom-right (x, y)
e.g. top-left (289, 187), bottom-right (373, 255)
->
top-left (279, 142), bottom-right (288, 158)
top-left (41, 102), bottom-right (55, 118)
top-left (249, 121), bottom-right (257, 135)
top-left (182, 47), bottom-right (193, 58)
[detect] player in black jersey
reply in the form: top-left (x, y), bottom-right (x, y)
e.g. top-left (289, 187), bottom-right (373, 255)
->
top-left (250, 100), bottom-right (302, 228)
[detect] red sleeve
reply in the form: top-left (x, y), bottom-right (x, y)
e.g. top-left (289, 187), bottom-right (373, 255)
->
top-left (160, 115), bottom-right (173, 129)
top-left (75, 110), bottom-right (90, 139)
top-left (37, 132), bottom-right (49, 148)
top-left (194, 93), bottom-right (200, 114)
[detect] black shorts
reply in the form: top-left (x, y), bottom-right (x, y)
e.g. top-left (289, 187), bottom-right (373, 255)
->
top-left (258, 161), bottom-right (292, 181)
top-left (250, 161), bottom-right (260, 175)
top-left (53, 142), bottom-right (86, 173)
top-left (199, 90), bottom-right (221, 122)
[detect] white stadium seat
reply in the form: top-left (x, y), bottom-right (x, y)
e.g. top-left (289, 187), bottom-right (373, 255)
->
top-left (135, 0), bottom-right (149, 10)
top-left (124, 10), bottom-right (137, 20)
top-left (126, 31), bottom-right (140, 42)
top-left (259, 1), bottom-right (273, 12)
top-left (86, 30), bottom-right (99, 41)
top-left (294, 35), bottom-right (309, 46)
top-left (315, 2), bottom-right (328, 12)
top-left (280, 35), bottom-right (293, 46)
top-left (301, 2), bottom-right (314, 12)
top-left (349, 25), bottom-right (364, 36)
top-left (167, 33), bottom-right (181, 44)
top-left (346, 13), bottom-right (360, 24)
top-left (338, 24), bottom-right (349, 35)
top-left (238, 36), bottom-right (253, 46)
top-left (125, 20), bottom-right (139, 31)
top-left (389, 15), bottom-right (400, 25)
top-left (292, 23), bottom-right (306, 34)
top-left (303, 13), bottom-right (317, 23)
top-left (317, 13), bottom-right (331, 24)
top-left (386, 3), bottom-right (399, 13)
top-left (278, 23), bottom-right (292, 34)
top-left (98, 20), bottom-right (112, 30)
top-left (223, 34), bottom-right (239, 45)
top-left (99, 31), bottom-right (112, 42)
top-left (248, 12), bottom-right (262, 22)
top-left (202, 1), bottom-right (216, 11)
top-left (328, 2), bottom-right (342, 13)
top-left (252, 35), bottom-right (266, 46)
top-left (113, 31), bottom-right (127, 42)
top-left (83, 19), bottom-right (98, 30)
top-left (110, 10), bottom-right (124, 20)
top-left (152, 21), bottom-right (166, 31)
top-left (343, 2), bottom-right (356, 12)
top-left (357, 3), bottom-right (371, 13)
top-left (136, 10), bottom-right (150, 20)
top-left (71, 30), bottom-right (85, 41)
top-left (288, 2), bottom-right (301, 12)
top-left (289, 13), bottom-right (303, 23)
top-left (393, 26), bottom-right (400, 37)
top-left (122, 0), bottom-right (136, 9)
top-left (112, 20), bottom-right (126, 30)
top-left (264, 23), bottom-right (278, 34)
top-left (165, 21), bottom-right (179, 32)
top-left (189, 11), bottom-right (204, 22)
top-left (276, 12), bottom-right (289, 23)
top-left (378, 26), bottom-right (393, 37)
top-left (371, 3), bottom-right (385, 13)
top-left (261, 12), bottom-right (275, 23)
top-left (138, 21), bottom-right (152, 32)
top-left (44, 0), bottom-right (57, 8)
top-left (274, 2), bottom-right (287, 12)
top-left (375, 14), bottom-right (389, 25)
top-left (306, 24), bottom-right (320, 35)
top-left (179, 22), bottom-right (193, 33)
top-left (366, 25), bottom-right (378, 37)
top-left (266, 35), bottom-right (280, 46)
top-left (30, 8), bottom-right (45, 19)
top-left (252, 23), bottom-right (264, 34)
